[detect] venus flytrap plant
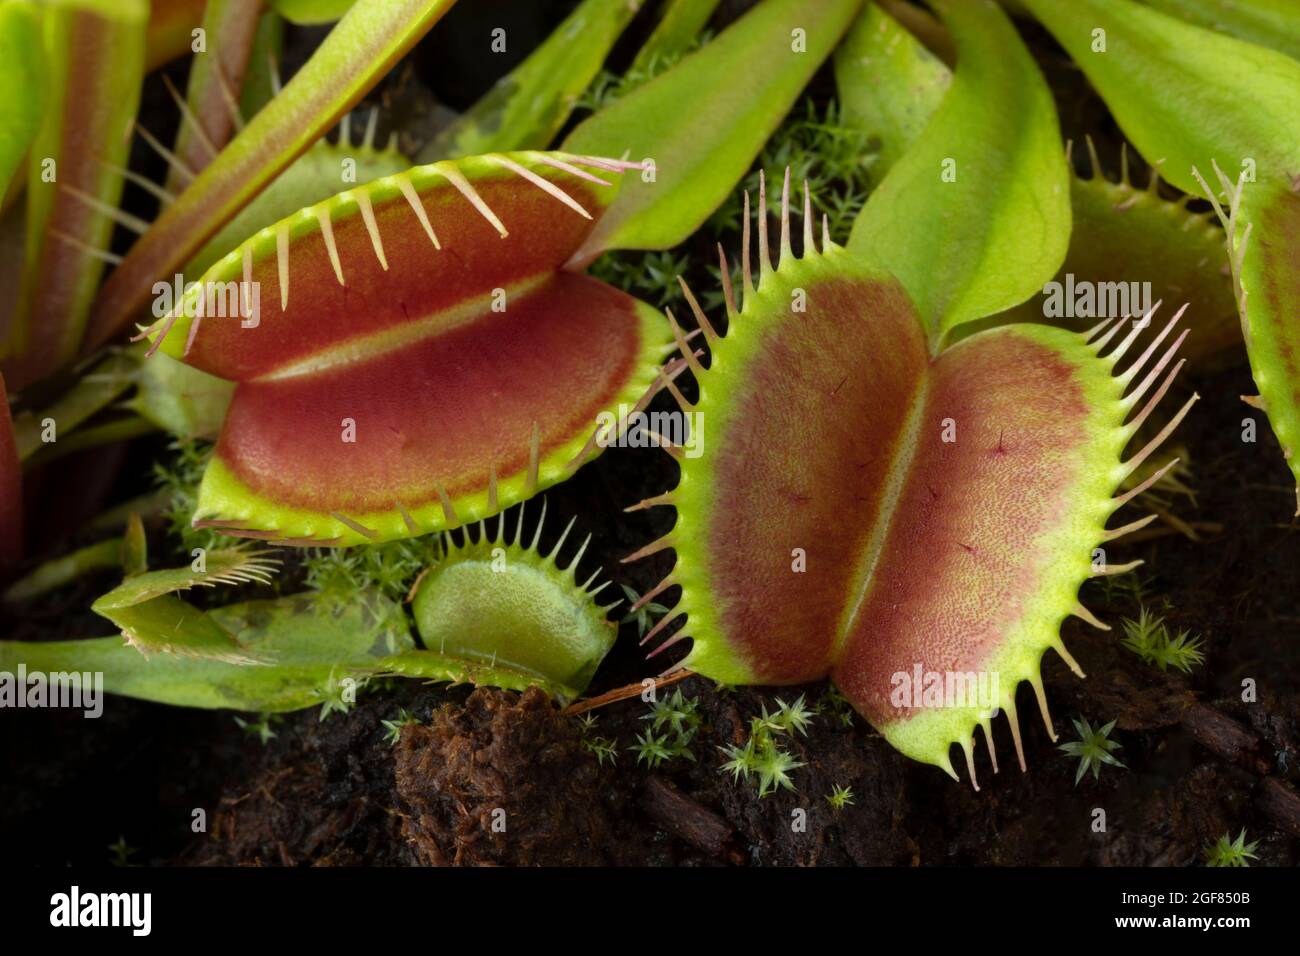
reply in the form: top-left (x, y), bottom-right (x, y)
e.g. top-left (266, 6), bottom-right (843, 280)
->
top-left (90, 546), bottom-right (281, 662)
top-left (146, 0), bottom-right (206, 72)
top-left (848, 0), bottom-right (1071, 345)
top-left (1, 0), bottom-right (869, 572)
top-left (5, 0), bottom-right (148, 390)
top-left (0, 2), bottom-right (440, 569)
top-left (629, 0), bottom-right (723, 75)
top-left (0, 0), bottom-right (1269, 803)
top-left (996, 141), bottom-right (1243, 365)
top-left (88, 0), bottom-right (461, 348)
top-left (406, 503), bottom-right (621, 696)
top-left (563, 0), bottom-right (864, 263)
top-left (0, 499), bottom-right (628, 709)
top-left (832, 0), bottom-right (950, 185)
top-left (626, 0), bottom-right (1196, 787)
top-left (1145, 0), bottom-right (1300, 61)
top-left (836, 4), bottom-right (1242, 367)
top-left (0, 0), bottom-right (42, 200)
top-left (164, 0), bottom-right (265, 195)
top-left (1021, 0), bottom-right (1300, 512)
top-left (144, 150), bottom-right (671, 548)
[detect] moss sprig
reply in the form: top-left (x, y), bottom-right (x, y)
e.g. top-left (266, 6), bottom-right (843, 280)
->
top-left (381, 707), bottom-right (419, 746)
top-left (1121, 606), bottom-right (1205, 673)
top-left (303, 536), bottom-right (442, 603)
top-left (719, 695), bottom-right (811, 797)
top-left (234, 713), bottom-right (280, 744)
top-left (1204, 829), bottom-right (1260, 867)
top-left (1058, 716), bottom-right (1125, 785)
top-left (826, 784), bottom-right (854, 810)
top-left (578, 714), bottom-right (620, 767)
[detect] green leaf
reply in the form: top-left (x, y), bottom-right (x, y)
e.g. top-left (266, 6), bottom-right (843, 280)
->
top-left (6, 0), bottom-right (147, 387)
top-left (2, 537), bottom-right (122, 603)
top-left (1021, 0), bottom-right (1300, 508)
top-left (0, 1), bottom-right (44, 200)
top-left (365, 649), bottom-right (574, 702)
top-left (562, 0), bottom-right (863, 262)
top-left (0, 591), bottom-right (414, 711)
top-left (91, 549), bottom-right (279, 661)
top-left (1021, 0), bottom-right (1300, 198)
top-left (849, 0), bottom-right (1070, 348)
top-left (1145, 0), bottom-right (1300, 62)
top-left (126, 346), bottom-right (234, 440)
top-left (418, 0), bottom-right (646, 162)
top-left (833, 0), bottom-right (950, 183)
top-left (12, 351), bottom-right (136, 460)
top-left (630, 0), bottom-right (723, 71)
top-left (266, 0), bottom-right (355, 25)
top-left (239, 9), bottom-right (286, 119)
top-left (166, 0), bottom-right (265, 193)
top-left (1023, 2), bottom-right (1300, 250)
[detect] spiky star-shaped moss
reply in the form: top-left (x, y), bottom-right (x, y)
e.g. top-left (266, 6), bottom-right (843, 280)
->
top-left (752, 745), bottom-right (804, 797)
top-left (234, 713), bottom-right (279, 744)
top-left (1058, 717), bottom-right (1125, 785)
top-left (826, 784), bottom-right (855, 810)
top-left (1121, 606), bottom-right (1205, 673)
top-left (1204, 829), bottom-right (1260, 868)
top-left (381, 707), bottom-right (419, 746)
top-left (619, 583), bottom-right (670, 638)
top-left (643, 688), bottom-right (701, 738)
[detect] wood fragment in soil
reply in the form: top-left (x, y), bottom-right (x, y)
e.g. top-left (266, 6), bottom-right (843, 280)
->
top-left (639, 776), bottom-right (741, 863)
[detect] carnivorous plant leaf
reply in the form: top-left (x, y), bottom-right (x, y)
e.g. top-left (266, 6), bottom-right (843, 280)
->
top-left (633, 179), bottom-right (1194, 784)
top-left (418, 0), bottom-right (646, 163)
top-left (91, 548), bottom-right (279, 661)
top-left (149, 151), bottom-right (670, 547)
top-left (11, 351), bottom-right (136, 460)
top-left (630, 0), bottom-right (723, 72)
top-left (5, 0), bottom-right (147, 389)
top-left (126, 348), bottom-right (234, 440)
top-left (0, 590), bottom-right (412, 711)
top-left (833, 0), bottom-right (950, 183)
top-left (1022, 0), bottom-right (1300, 509)
top-left (185, 123), bottom-right (409, 278)
top-left (411, 505), bottom-right (619, 695)
top-left (848, 0), bottom-right (1070, 348)
top-left (165, 0), bottom-right (265, 193)
top-left (990, 144), bottom-right (1241, 364)
top-left (1145, 0), bottom-right (1300, 61)
top-left (562, 0), bottom-right (863, 263)
top-left (0, 0), bottom-right (43, 201)
top-left (145, 0), bottom-right (206, 72)
top-left (87, 0), bottom-right (459, 350)
top-left (266, 0), bottom-right (356, 26)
